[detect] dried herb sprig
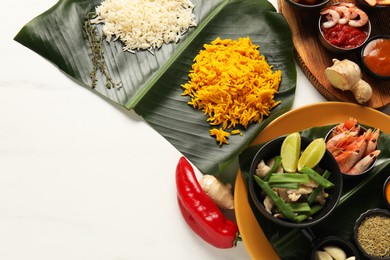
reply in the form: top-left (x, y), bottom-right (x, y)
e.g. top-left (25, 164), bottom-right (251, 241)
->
top-left (83, 12), bottom-right (122, 90)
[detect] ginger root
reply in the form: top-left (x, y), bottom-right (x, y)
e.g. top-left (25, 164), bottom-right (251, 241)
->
top-left (325, 59), bottom-right (372, 104)
top-left (199, 174), bottom-right (234, 210)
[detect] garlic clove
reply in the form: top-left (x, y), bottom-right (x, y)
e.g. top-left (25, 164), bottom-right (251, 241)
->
top-left (315, 250), bottom-right (333, 260)
top-left (323, 245), bottom-right (347, 260)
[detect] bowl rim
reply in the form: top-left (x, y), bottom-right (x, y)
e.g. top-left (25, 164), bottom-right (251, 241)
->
top-left (286, 0), bottom-right (331, 9)
top-left (248, 135), bottom-right (343, 228)
top-left (384, 176), bottom-right (390, 209)
top-left (311, 235), bottom-right (361, 260)
top-left (318, 4), bottom-right (372, 52)
top-left (356, 0), bottom-right (390, 9)
top-left (353, 208), bottom-right (390, 260)
top-left (360, 35), bottom-right (390, 79)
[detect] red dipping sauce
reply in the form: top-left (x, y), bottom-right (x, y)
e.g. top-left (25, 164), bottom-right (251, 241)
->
top-left (321, 24), bottom-right (368, 49)
top-left (362, 38), bottom-right (390, 78)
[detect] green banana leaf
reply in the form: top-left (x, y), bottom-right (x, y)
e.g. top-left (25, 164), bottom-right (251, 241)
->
top-left (14, 0), bottom-right (296, 175)
top-left (239, 124), bottom-right (390, 259)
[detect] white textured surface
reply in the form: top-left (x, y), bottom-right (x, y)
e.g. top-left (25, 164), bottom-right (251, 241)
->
top-left (1, 0), bottom-right (389, 259)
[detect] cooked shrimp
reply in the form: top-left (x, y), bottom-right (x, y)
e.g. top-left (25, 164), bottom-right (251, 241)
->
top-left (331, 5), bottom-right (351, 25)
top-left (339, 2), bottom-right (355, 7)
top-left (335, 150), bottom-right (361, 173)
top-left (348, 7), bottom-right (368, 27)
top-left (364, 128), bottom-right (380, 156)
top-left (347, 150), bottom-right (380, 175)
top-left (320, 9), bottom-right (340, 28)
top-left (344, 132), bottom-right (368, 160)
top-left (331, 117), bottom-right (360, 137)
top-left (326, 131), bottom-right (357, 156)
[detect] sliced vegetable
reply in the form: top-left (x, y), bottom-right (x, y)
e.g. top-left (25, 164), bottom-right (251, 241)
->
top-left (281, 132), bottom-right (301, 173)
top-left (254, 175), bottom-right (297, 221)
top-left (297, 137), bottom-right (326, 171)
top-left (264, 155), bottom-right (282, 181)
top-left (294, 205), bottom-right (323, 222)
top-left (307, 170), bottom-right (332, 204)
top-left (286, 202), bottom-right (311, 213)
top-left (268, 173), bottom-right (310, 184)
top-left (269, 182), bottom-right (300, 189)
top-left (301, 166), bottom-right (334, 188)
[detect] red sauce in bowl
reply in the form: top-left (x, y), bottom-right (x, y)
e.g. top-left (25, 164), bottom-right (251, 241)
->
top-left (321, 24), bottom-right (368, 49)
top-left (362, 38), bottom-right (390, 77)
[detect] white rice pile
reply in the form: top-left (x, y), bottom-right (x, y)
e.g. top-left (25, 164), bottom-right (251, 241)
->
top-left (91, 0), bottom-right (197, 53)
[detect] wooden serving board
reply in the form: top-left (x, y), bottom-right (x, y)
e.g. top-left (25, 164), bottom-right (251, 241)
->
top-left (277, 0), bottom-right (390, 109)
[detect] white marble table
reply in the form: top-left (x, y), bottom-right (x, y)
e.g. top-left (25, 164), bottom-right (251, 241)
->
top-left (1, 0), bottom-right (389, 259)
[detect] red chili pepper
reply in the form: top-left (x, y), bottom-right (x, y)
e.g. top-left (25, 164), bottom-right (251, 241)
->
top-left (175, 156), bottom-right (239, 249)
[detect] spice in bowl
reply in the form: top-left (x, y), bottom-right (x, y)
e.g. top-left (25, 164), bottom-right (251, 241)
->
top-left (319, 3), bottom-right (371, 52)
top-left (354, 208), bottom-right (390, 259)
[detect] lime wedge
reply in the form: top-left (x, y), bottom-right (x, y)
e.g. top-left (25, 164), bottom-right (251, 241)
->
top-left (281, 132), bottom-right (301, 173)
top-left (297, 138), bottom-right (326, 172)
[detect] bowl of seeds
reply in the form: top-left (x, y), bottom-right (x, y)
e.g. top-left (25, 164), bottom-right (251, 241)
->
top-left (353, 208), bottom-right (390, 259)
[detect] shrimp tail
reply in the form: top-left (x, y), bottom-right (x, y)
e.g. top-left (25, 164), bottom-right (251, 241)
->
top-left (320, 9), bottom-right (340, 29)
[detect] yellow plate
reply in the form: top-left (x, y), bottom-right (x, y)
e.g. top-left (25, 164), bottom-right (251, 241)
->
top-left (234, 102), bottom-right (390, 259)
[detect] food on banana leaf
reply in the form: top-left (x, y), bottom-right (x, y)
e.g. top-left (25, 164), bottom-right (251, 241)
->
top-left (90, 0), bottom-right (197, 53)
top-left (181, 37), bottom-right (282, 145)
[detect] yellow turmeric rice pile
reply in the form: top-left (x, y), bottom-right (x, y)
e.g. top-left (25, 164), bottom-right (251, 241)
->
top-left (181, 37), bottom-right (282, 145)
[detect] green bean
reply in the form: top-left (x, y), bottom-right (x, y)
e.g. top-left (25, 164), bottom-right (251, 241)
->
top-left (287, 202), bottom-right (311, 213)
top-left (268, 173), bottom-right (310, 184)
top-left (263, 156), bottom-right (282, 181)
top-left (294, 205), bottom-right (323, 222)
top-left (301, 166), bottom-right (334, 188)
top-left (269, 182), bottom-right (300, 189)
top-left (253, 175), bottom-right (296, 220)
top-left (307, 170), bottom-right (332, 204)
